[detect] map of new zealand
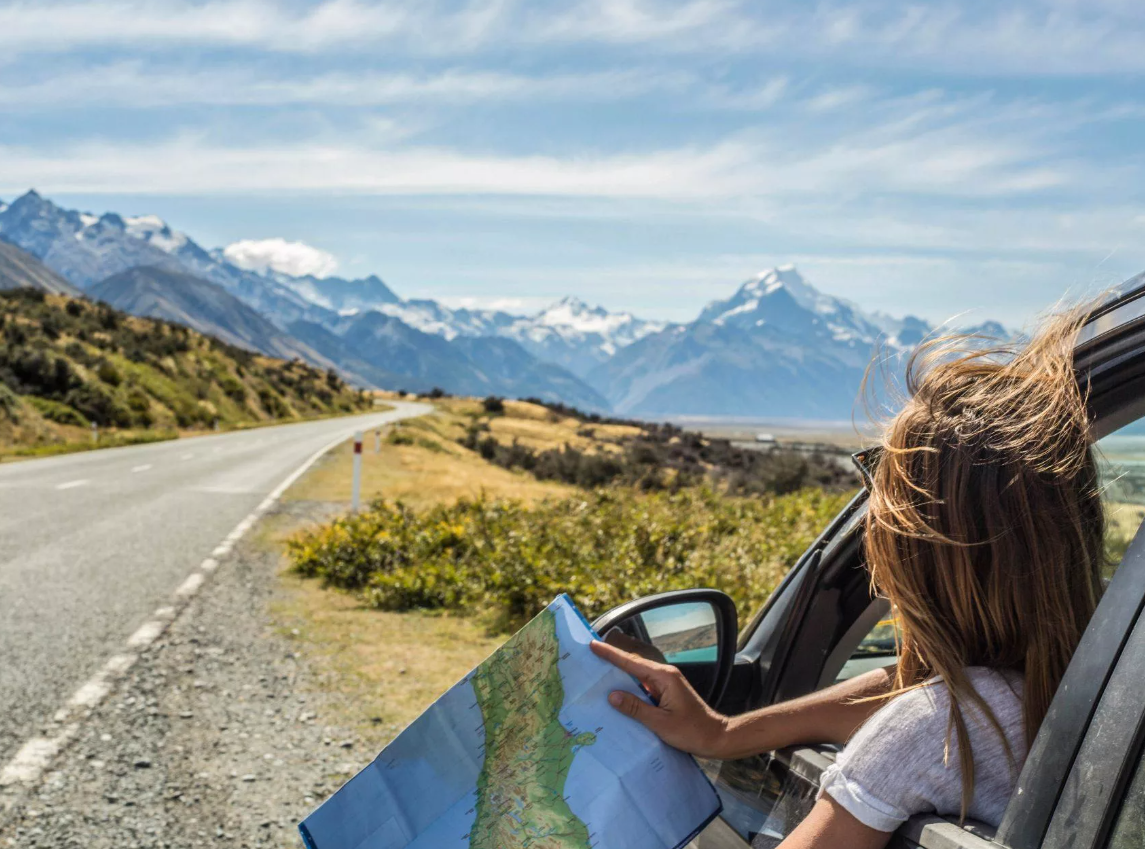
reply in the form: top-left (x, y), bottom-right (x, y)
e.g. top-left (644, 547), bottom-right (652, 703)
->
top-left (299, 595), bottom-right (722, 849)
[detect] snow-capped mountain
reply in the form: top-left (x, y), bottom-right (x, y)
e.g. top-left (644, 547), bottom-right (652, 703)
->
top-left (590, 265), bottom-right (978, 418)
top-left (0, 190), bottom-right (328, 331)
top-left (498, 297), bottom-right (670, 378)
top-left (0, 190), bottom-right (610, 407)
top-left (0, 189), bottom-right (1030, 419)
top-left (272, 275), bottom-right (668, 378)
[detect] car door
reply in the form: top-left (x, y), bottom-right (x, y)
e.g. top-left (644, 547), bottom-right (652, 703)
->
top-left (594, 277), bottom-right (1145, 849)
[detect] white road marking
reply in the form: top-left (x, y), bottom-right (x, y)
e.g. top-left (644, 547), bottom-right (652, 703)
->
top-left (0, 726), bottom-right (80, 787)
top-left (131, 464), bottom-right (152, 473)
top-left (55, 479), bottom-right (89, 490)
top-left (0, 410), bottom-right (420, 796)
top-left (180, 453), bottom-right (194, 460)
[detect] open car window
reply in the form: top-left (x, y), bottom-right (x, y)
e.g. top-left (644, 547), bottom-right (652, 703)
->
top-left (827, 419), bottom-right (1145, 690)
top-left (700, 418), bottom-right (1145, 848)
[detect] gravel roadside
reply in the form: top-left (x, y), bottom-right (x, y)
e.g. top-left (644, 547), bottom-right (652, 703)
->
top-left (0, 501), bottom-right (371, 849)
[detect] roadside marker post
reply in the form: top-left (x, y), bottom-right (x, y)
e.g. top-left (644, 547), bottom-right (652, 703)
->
top-left (91, 422), bottom-right (98, 443)
top-left (351, 431), bottom-right (363, 512)
top-left (375, 429), bottom-right (381, 454)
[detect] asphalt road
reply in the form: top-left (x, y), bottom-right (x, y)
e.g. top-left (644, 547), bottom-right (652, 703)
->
top-left (0, 401), bottom-right (429, 769)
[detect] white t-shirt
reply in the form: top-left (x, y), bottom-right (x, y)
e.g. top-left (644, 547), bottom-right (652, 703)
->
top-left (818, 667), bottom-right (1027, 832)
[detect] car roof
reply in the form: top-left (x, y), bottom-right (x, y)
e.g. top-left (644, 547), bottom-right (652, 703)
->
top-left (1076, 270), bottom-right (1145, 349)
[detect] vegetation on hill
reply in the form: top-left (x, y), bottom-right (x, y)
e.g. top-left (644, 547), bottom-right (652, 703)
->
top-left (288, 396), bottom-right (859, 630)
top-left (289, 487), bottom-right (850, 631)
top-left (0, 288), bottom-right (370, 456)
top-left (462, 396), bottom-right (852, 495)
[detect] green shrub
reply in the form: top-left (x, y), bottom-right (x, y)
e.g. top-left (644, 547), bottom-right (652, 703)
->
top-left (288, 487), bottom-right (853, 631)
top-left (388, 429), bottom-right (415, 446)
top-left (0, 384), bottom-right (21, 421)
top-left (26, 396), bottom-right (89, 427)
top-left (64, 383), bottom-right (132, 427)
top-left (96, 360), bottom-right (122, 386)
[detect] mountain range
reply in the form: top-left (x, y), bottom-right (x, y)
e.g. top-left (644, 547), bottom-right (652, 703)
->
top-left (0, 189), bottom-right (1020, 419)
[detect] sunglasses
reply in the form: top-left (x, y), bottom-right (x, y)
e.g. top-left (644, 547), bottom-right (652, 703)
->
top-left (851, 446), bottom-right (884, 489)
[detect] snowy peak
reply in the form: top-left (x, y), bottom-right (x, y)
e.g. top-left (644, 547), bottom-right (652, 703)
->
top-left (532, 295), bottom-right (662, 340)
top-left (696, 264), bottom-right (898, 353)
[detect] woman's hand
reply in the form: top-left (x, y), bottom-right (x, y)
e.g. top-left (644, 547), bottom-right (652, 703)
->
top-left (590, 638), bottom-right (730, 759)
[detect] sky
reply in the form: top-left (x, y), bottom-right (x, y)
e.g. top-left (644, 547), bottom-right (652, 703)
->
top-left (1, 0), bottom-right (1144, 327)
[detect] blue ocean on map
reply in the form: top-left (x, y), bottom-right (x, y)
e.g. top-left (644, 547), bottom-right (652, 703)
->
top-left (299, 595), bottom-right (721, 849)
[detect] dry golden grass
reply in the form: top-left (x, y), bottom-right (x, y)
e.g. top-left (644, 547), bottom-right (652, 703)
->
top-left (268, 397), bottom-right (636, 740)
top-left (273, 567), bottom-right (504, 745)
top-left (282, 409), bottom-right (575, 510)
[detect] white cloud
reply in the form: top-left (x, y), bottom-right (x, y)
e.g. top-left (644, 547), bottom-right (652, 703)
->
top-left (0, 102), bottom-right (1090, 203)
top-left (0, 62), bottom-right (693, 109)
top-left (223, 237), bottom-right (339, 277)
top-left (4, 0), bottom-right (1145, 74)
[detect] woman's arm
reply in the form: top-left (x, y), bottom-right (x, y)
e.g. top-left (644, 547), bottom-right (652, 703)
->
top-left (590, 639), bottom-right (894, 759)
top-left (777, 797), bottom-right (892, 849)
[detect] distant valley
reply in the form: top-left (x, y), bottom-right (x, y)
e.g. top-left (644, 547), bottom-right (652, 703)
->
top-left (0, 189), bottom-right (1012, 418)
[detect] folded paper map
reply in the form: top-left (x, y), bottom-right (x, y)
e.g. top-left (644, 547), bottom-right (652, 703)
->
top-left (299, 594), bottom-right (722, 849)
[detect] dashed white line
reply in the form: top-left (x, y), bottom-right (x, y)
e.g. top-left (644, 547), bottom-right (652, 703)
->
top-left (55, 479), bottom-right (89, 490)
top-left (0, 410), bottom-right (418, 796)
top-left (131, 464), bottom-right (153, 473)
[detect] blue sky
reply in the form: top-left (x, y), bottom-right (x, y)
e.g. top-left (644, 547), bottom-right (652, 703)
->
top-left (1, 0), bottom-right (1143, 326)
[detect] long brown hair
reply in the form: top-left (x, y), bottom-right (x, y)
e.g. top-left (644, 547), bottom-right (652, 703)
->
top-left (864, 305), bottom-right (1106, 819)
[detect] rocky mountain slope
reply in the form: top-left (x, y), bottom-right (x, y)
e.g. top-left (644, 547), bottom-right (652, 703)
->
top-left (89, 266), bottom-right (331, 365)
top-left (0, 238), bottom-right (83, 296)
top-left (592, 267), bottom-right (930, 419)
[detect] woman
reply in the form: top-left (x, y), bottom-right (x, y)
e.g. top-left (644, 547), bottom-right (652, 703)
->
top-left (592, 306), bottom-right (1107, 848)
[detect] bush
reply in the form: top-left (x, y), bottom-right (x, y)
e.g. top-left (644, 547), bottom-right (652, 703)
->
top-left (96, 360), bottom-right (122, 387)
top-left (0, 384), bottom-right (21, 420)
top-left (26, 396), bottom-right (89, 427)
top-left (64, 383), bottom-right (133, 427)
top-left (482, 396), bottom-right (505, 414)
top-left (288, 487), bottom-right (852, 630)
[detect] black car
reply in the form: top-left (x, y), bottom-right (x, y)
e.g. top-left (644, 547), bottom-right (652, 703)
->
top-left (591, 272), bottom-right (1145, 849)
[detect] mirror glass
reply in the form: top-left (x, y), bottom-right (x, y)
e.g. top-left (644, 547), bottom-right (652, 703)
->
top-left (641, 601), bottom-right (719, 663)
top-left (603, 599), bottom-right (723, 702)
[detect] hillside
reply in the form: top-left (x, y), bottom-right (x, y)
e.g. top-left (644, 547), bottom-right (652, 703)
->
top-left (0, 288), bottom-right (370, 455)
top-left (0, 239), bottom-right (83, 297)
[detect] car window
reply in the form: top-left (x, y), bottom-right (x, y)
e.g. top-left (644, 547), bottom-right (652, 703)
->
top-left (834, 421), bottom-right (1145, 683)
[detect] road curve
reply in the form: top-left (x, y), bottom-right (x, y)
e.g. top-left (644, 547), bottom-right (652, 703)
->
top-left (0, 401), bottom-right (430, 767)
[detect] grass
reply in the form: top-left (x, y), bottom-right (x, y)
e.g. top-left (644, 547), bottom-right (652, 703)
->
top-left (269, 398), bottom-right (850, 740)
top-left (1, 427), bottom-right (178, 460)
top-left (267, 400), bottom-right (601, 739)
top-left (284, 408), bottom-right (576, 509)
top-left (255, 507), bottom-right (503, 748)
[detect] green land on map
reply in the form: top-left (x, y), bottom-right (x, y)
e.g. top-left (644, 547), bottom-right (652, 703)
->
top-left (468, 608), bottom-right (598, 849)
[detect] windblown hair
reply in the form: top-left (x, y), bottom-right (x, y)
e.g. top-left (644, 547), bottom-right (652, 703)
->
top-left (864, 305), bottom-right (1106, 820)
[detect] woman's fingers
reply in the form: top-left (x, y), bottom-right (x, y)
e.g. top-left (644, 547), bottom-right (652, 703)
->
top-left (607, 690), bottom-right (665, 732)
top-left (590, 638), bottom-right (665, 681)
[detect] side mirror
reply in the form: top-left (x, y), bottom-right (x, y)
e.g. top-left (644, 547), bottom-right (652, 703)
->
top-left (592, 589), bottom-right (738, 708)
